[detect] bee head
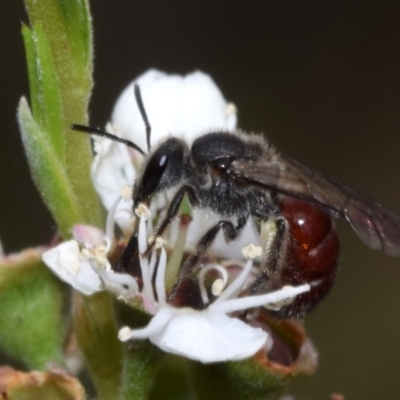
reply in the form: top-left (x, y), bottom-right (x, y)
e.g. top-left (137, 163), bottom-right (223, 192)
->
top-left (133, 138), bottom-right (187, 205)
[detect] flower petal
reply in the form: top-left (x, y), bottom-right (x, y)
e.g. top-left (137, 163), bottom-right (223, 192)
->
top-left (42, 241), bottom-right (102, 295)
top-left (72, 225), bottom-right (106, 245)
top-left (171, 208), bottom-right (262, 259)
top-left (149, 311), bottom-right (267, 363)
top-left (111, 69), bottom-right (237, 152)
top-left (91, 125), bottom-right (136, 234)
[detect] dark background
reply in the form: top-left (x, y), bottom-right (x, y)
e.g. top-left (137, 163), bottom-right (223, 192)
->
top-left (1, 1), bottom-right (400, 399)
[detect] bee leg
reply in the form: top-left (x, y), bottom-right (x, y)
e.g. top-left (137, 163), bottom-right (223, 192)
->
top-left (177, 214), bottom-right (248, 282)
top-left (116, 187), bottom-right (188, 275)
top-left (142, 186), bottom-right (187, 258)
top-left (261, 216), bottom-right (287, 273)
top-left (251, 216), bottom-right (287, 293)
top-left (115, 234), bottom-right (139, 273)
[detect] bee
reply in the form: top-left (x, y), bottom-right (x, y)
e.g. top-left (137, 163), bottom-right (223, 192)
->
top-left (72, 85), bottom-right (400, 317)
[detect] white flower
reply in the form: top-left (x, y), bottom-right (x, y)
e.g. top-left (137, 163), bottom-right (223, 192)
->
top-left (112, 69), bottom-right (237, 152)
top-left (91, 123), bottom-right (136, 235)
top-left (43, 239), bottom-right (102, 296)
top-left (91, 69), bottom-right (259, 258)
top-left (42, 225), bottom-right (138, 298)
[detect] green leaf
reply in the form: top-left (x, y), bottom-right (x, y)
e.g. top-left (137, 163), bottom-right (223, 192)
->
top-left (18, 2), bottom-right (125, 399)
top-left (21, 0), bottom-right (102, 234)
top-left (24, 0), bottom-right (93, 70)
top-left (18, 97), bottom-right (83, 237)
top-left (58, 0), bottom-right (93, 66)
top-left (21, 24), bottom-right (65, 160)
top-left (0, 248), bottom-right (68, 370)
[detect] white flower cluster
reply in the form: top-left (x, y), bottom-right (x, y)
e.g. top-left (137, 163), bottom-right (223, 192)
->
top-left (42, 70), bottom-right (310, 363)
top-left (44, 203), bottom-right (309, 363)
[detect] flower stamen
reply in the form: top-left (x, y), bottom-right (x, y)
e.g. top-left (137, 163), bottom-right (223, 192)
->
top-left (212, 279), bottom-right (226, 297)
top-left (119, 307), bottom-right (174, 341)
top-left (136, 204), bottom-right (155, 301)
top-left (263, 285), bottom-right (298, 311)
top-left (106, 195), bottom-right (123, 242)
top-left (148, 249), bottom-right (158, 279)
top-left (120, 185), bottom-right (133, 201)
top-left (198, 264), bottom-right (228, 304)
top-left (96, 268), bottom-right (139, 297)
top-left (210, 283), bottom-right (310, 315)
top-left (212, 244), bottom-right (261, 305)
top-left (155, 247), bottom-right (167, 306)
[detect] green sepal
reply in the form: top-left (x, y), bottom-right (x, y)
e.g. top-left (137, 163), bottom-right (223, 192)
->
top-left (119, 341), bottom-right (163, 400)
top-left (116, 302), bottom-right (163, 400)
top-left (148, 356), bottom-right (195, 400)
top-left (189, 358), bottom-right (288, 400)
top-left (147, 355), bottom-right (288, 400)
top-left (72, 292), bottom-right (123, 400)
top-left (0, 248), bottom-right (68, 370)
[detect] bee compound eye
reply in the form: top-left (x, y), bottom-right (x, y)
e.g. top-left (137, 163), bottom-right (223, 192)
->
top-left (140, 148), bottom-right (171, 197)
top-left (137, 139), bottom-right (185, 199)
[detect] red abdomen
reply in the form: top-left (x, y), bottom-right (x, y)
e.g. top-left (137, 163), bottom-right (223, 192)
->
top-left (274, 197), bottom-right (340, 318)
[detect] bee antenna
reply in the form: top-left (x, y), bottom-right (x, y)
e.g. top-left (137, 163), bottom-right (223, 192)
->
top-left (133, 83), bottom-right (152, 152)
top-left (70, 124), bottom-right (146, 156)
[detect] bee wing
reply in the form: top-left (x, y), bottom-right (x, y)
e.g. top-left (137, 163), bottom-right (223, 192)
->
top-left (233, 155), bottom-right (400, 257)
